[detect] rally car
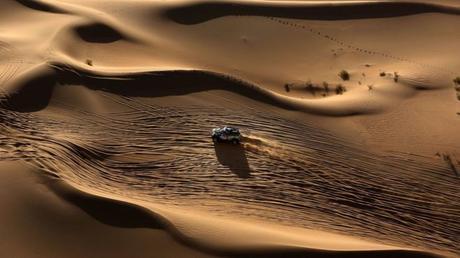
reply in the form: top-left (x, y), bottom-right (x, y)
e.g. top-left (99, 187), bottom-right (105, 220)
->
top-left (211, 126), bottom-right (241, 144)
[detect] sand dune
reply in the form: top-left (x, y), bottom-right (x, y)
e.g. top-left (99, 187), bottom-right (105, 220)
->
top-left (0, 0), bottom-right (459, 257)
top-left (164, 0), bottom-right (460, 24)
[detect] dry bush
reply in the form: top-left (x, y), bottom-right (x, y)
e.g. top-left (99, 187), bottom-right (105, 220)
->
top-left (284, 83), bottom-right (291, 92)
top-left (322, 81), bottom-right (329, 93)
top-left (454, 77), bottom-right (460, 85)
top-left (305, 80), bottom-right (315, 95)
top-left (335, 84), bottom-right (346, 95)
top-left (339, 70), bottom-right (350, 81)
top-left (393, 72), bottom-right (400, 82)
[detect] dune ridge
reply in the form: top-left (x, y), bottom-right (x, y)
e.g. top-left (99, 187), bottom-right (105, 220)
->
top-left (0, 0), bottom-right (459, 257)
top-left (0, 61), bottom-right (382, 116)
top-left (163, 0), bottom-right (460, 24)
top-left (48, 171), bottom-right (446, 258)
top-left (2, 60), bottom-right (443, 117)
top-left (0, 85), bottom-right (458, 256)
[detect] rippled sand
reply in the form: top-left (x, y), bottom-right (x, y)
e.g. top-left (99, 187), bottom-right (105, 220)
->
top-left (0, 0), bottom-right (459, 257)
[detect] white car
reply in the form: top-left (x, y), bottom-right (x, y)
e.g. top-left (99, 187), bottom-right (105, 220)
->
top-left (211, 126), bottom-right (241, 144)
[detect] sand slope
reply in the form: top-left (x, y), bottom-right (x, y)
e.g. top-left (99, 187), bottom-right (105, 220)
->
top-left (0, 0), bottom-right (459, 257)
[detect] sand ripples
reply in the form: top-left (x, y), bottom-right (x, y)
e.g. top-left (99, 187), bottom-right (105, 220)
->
top-left (0, 88), bottom-right (458, 255)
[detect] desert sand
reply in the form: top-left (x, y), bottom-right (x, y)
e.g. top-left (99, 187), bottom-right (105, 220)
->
top-left (0, 0), bottom-right (459, 257)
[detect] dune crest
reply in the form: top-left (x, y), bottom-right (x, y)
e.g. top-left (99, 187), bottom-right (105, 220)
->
top-left (0, 0), bottom-right (459, 257)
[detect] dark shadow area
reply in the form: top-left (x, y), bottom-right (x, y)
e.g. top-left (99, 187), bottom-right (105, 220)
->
top-left (43, 176), bottom-right (165, 229)
top-left (74, 23), bottom-right (124, 43)
top-left (36, 159), bottom-right (441, 258)
top-left (163, 1), bottom-right (460, 25)
top-left (214, 142), bottom-right (250, 178)
top-left (52, 64), bottom-right (295, 111)
top-left (4, 69), bottom-right (56, 112)
top-left (15, 0), bottom-right (67, 14)
top-left (227, 248), bottom-right (443, 258)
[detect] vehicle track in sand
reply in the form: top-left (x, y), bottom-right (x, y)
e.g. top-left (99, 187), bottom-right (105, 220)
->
top-left (263, 16), bottom-right (455, 76)
top-left (0, 88), bottom-right (458, 255)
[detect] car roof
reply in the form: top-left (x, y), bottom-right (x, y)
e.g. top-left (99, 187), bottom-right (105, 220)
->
top-left (223, 126), bottom-right (238, 130)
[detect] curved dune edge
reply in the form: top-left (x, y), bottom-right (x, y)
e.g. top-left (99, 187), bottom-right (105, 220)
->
top-left (52, 173), bottom-right (442, 258)
top-left (0, 60), bottom-right (394, 116)
top-left (162, 0), bottom-right (460, 25)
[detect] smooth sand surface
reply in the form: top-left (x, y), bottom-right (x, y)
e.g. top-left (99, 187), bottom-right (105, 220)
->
top-left (0, 0), bottom-right (459, 257)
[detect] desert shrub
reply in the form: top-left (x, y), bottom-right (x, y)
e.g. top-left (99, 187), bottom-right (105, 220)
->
top-left (379, 72), bottom-right (386, 77)
top-left (454, 77), bottom-right (460, 85)
top-left (368, 85), bottom-right (373, 91)
top-left (393, 72), bottom-right (399, 82)
top-left (322, 81), bottom-right (329, 93)
top-left (305, 80), bottom-right (315, 95)
top-left (339, 70), bottom-right (350, 81)
top-left (86, 59), bottom-right (93, 66)
top-left (284, 83), bottom-right (290, 92)
top-left (335, 84), bottom-right (346, 95)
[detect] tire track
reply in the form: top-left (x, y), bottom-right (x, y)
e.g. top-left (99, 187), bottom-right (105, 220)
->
top-left (1, 89), bottom-right (458, 255)
top-left (263, 16), bottom-right (455, 76)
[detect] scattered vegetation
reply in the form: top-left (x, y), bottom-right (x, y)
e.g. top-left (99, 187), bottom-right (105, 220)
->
top-left (453, 77), bottom-right (460, 101)
top-left (393, 72), bottom-right (399, 83)
top-left (322, 81), bottom-right (329, 93)
top-left (454, 77), bottom-right (460, 85)
top-left (284, 83), bottom-right (291, 92)
top-left (339, 70), bottom-right (350, 81)
top-left (86, 59), bottom-right (93, 66)
top-left (305, 80), bottom-right (315, 95)
top-left (379, 72), bottom-right (386, 77)
top-left (368, 85), bottom-right (373, 91)
top-left (335, 84), bottom-right (346, 95)
top-left (283, 80), bottom-right (347, 96)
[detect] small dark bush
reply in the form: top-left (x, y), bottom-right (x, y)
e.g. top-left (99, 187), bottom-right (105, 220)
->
top-left (86, 59), bottom-right (93, 66)
top-left (454, 77), bottom-right (460, 85)
top-left (284, 83), bottom-right (290, 92)
top-left (379, 72), bottom-right (386, 77)
top-left (305, 80), bottom-right (315, 95)
top-left (335, 84), bottom-right (346, 95)
top-left (393, 72), bottom-right (399, 82)
top-left (323, 81), bottom-right (329, 93)
top-left (339, 70), bottom-right (350, 81)
top-left (368, 85), bottom-right (373, 91)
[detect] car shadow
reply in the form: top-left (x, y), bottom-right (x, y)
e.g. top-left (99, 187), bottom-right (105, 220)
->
top-left (213, 142), bottom-right (250, 178)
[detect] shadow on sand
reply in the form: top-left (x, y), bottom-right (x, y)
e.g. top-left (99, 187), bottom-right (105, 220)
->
top-left (39, 166), bottom-right (440, 258)
top-left (214, 142), bottom-right (250, 178)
